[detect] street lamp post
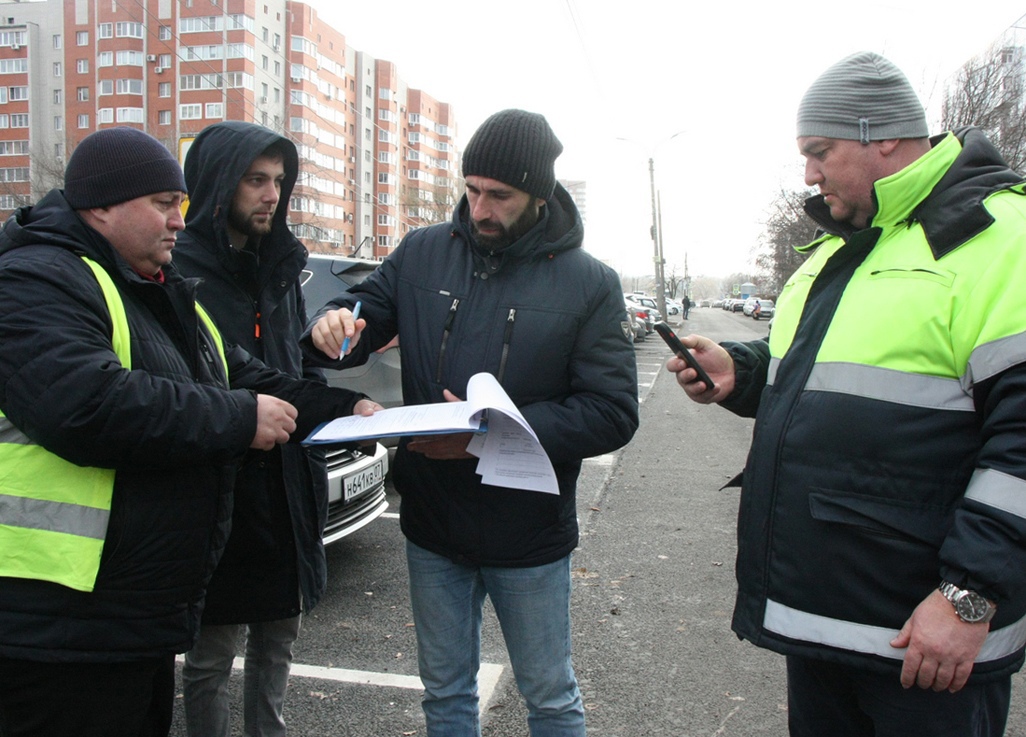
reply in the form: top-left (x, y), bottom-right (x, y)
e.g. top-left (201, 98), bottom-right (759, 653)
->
top-left (618, 131), bottom-right (685, 322)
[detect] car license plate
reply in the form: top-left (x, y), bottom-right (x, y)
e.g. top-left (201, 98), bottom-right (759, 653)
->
top-left (344, 460), bottom-right (384, 502)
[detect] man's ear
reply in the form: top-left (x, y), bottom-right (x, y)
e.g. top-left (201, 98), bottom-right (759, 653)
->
top-left (876, 139), bottom-right (901, 156)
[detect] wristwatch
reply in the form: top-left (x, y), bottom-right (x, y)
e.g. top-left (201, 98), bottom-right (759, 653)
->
top-left (939, 581), bottom-right (997, 624)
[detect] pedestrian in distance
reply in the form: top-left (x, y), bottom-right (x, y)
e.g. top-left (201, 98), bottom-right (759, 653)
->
top-left (0, 127), bottom-right (378, 737)
top-left (668, 52), bottom-right (1026, 736)
top-left (305, 108), bottom-right (640, 736)
top-left (682, 293), bottom-right (691, 319)
top-left (174, 121), bottom-right (374, 737)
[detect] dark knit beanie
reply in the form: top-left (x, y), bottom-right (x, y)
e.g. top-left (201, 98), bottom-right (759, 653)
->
top-left (462, 109), bottom-right (563, 199)
top-left (796, 52), bottom-right (928, 144)
top-left (64, 127), bottom-right (187, 209)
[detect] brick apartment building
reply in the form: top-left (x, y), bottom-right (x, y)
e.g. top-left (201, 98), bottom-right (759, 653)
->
top-left (0, 0), bottom-right (458, 259)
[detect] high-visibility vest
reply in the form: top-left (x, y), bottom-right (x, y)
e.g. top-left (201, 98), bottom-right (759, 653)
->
top-left (0, 256), bottom-right (228, 592)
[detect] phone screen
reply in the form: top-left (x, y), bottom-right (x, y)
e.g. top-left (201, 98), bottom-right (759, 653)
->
top-left (653, 322), bottom-right (715, 391)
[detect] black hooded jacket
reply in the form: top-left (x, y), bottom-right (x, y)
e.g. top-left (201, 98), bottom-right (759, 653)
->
top-left (304, 185), bottom-right (639, 567)
top-left (174, 122), bottom-right (355, 623)
top-left (0, 190), bottom-right (354, 661)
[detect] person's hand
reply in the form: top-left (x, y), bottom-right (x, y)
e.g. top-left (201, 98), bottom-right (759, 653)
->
top-left (310, 307), bottom-right (366, 359)
top-left (891, 589), bottom-right (990, 692)
top-left (352, 398), bottom-right (384, 416)
top-left (251, 394), bottom-right (298, 450)
top-left (406, 390), bottom-right (474, 459)
top-left (666, 334), bottom-right (736, 403)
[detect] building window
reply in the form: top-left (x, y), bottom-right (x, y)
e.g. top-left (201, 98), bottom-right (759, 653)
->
top-left (158, 54), bottom-right (171, 68)
top-left (53, 62), bottom-right (62, 77)
top-left (158, 110), bottom-right (171, 125)
top-left (97, 108), bottom-right (113, 124)
top-left (116, 79), bottom-right (143, 95)
top-left (115, 22), bottom-right (144, 39)
top-left (53, 116), bottom-right (63, 131)
top-left (53, 89), bottom-right (62, 104)
top-left (0, 115), bottom-right (8, 128)
top-left (98, 52), bottom-right (113, 67)
top-left (77, 59), bottom-right (89, 74)
top-left (116, 50), bottom-right (144, 66)
top-left (116, 107), bottom-right (144, 123)
top-left (76, 31), bottom-right (89, 46)
top-left (0, 140), bottom-right (28, 155)
top-left (158, 25), bottom-right (171, 40)
top-left (98, 23), bottom-right (112, 39)
top-left (0, 88), bottom-right (6, 104)
top-left (205, 102), bottom-right (223, 118)
top-left (10, 114), bottom-right (28, 128)
top-left (158, 82), bottom-right (170, 97)
top-left (261, 55), bottom-right (268, 70)
top-left (53, 34), bottom-right (62, 49)
top-left (180, 103), bottom-right (202, 119)
top-left (98, 79), bottom-right (113, 95)
top-left (77, 86), bottom-right (89, 102)
top-left (0, 168), bottom-right (30, 182)
top-left (78, 113), bottom-right (89, 128)
top-left (9, 87), bottom-right (28, 101)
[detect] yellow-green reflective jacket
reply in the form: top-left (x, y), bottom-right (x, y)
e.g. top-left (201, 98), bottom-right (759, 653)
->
top-left (728, 129), bottom-right (1026, 680)
top-left (0, 256), bottom-right (227, 592)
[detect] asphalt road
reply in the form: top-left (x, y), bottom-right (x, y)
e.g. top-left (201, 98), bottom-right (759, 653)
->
top-left (170, 307), bottom-right (1026, 736)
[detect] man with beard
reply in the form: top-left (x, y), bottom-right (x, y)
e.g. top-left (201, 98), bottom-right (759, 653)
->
top-left (173, 122), bottom-right (376, 737)
top-left (304, 109), bottom-right (639, 736)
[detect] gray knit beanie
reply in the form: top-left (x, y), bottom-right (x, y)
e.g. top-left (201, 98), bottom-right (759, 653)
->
top-left (796, 52), bottom-right (928, 144)
top-left (64, 127), bottom-right (187, 209)
top-left (462, 109), bottom-right (563, 199)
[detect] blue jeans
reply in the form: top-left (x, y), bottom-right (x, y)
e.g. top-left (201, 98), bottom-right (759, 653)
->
top-left (181, 616), bottom-right (301, 737)
top-left (406, 540), bottom-right (586, 737)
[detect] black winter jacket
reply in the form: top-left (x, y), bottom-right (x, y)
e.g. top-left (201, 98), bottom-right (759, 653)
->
top-left (305, 185), bottom-right (639, 567)
top-left (0, 190), bottom-right (356, 661)
top-left (175, 122), bottom-right (355, 623)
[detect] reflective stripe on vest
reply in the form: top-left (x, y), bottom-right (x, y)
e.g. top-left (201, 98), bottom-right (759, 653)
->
top-left (0, 256), bottom-right (227, 592)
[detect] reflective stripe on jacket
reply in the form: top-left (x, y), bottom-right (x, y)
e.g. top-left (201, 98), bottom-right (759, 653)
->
top-left (0, 256), bottom-right (227, 592)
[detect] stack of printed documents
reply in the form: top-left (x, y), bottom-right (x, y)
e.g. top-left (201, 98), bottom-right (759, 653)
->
top-left (303, 372), bottom-right (558, 494)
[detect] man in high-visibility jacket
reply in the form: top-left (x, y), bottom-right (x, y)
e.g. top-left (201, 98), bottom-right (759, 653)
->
top-left (0, 127), bottom-right (378, 737)
top-left (670, 52), bottom-right (1026, 736)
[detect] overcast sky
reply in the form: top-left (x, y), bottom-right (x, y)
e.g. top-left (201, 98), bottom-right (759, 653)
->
top-left (309, 0), bottom-right (1026, 280)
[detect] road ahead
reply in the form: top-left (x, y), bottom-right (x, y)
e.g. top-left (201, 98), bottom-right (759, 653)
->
top-left (171, 307), bottom-right (1026, 736)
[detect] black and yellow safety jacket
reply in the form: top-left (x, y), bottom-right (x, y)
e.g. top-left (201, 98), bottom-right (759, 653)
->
top-left (0, 190), bottom-right (360, 663)
top-left (723, 128), bottom-right (1026, 680)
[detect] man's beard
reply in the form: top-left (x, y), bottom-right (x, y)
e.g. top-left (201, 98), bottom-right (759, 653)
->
top-left (229, 207), bottom-right (274, 238)
top-left (471, 202), bottom-right (539, 251)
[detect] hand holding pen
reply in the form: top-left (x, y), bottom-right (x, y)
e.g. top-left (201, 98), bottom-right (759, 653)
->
top-left (340, 301), bottom-right (361, 355)
top-left (310, 300), bottom-right (365, 360)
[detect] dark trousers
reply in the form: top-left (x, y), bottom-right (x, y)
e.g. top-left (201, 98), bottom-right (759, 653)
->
top-left (0, 654), bottom-right (175, 737)
top-left (786, 655), bottom-right (1011, 737)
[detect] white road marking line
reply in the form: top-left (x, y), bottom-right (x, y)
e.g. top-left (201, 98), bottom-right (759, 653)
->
top-left (174, 656), bottom-right (504, 705)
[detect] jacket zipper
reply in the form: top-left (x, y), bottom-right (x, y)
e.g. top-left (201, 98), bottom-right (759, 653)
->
top-left (497, 308), bottom-right (516, 383)
top-left (436, 297), bottom-right (460, 383)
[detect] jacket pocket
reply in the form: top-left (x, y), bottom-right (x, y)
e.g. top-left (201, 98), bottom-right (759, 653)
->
top-left (808, 488), bottom-right (955, 548)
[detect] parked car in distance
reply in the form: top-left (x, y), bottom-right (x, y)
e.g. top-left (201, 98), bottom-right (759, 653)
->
top-left (300, 253), bottom-right (396, 544)
top-left (742, 297), bottom-right (761, 316)
top-left (752, 299), bottom-right (775, 320)
top-left (624, 300), bottom-right (646, 342)
top-left (625, 293), bottom-right (663, 325)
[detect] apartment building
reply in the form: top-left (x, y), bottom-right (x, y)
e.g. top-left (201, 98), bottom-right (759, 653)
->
top-left (0, 0), bottom-right (458, 259)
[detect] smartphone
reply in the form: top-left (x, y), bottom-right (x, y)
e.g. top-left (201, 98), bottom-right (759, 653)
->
top-left (653, 321), bottom-right (716, 391)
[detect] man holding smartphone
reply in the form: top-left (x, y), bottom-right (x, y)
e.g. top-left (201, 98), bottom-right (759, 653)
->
top-left (670, 52), bottom-right (1026, 736)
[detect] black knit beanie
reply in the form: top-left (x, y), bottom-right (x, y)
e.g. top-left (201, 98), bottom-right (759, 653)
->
top-left (462, 109), bottom-right (563, 199)
top-left (64, 127), bottom-right (187, 209)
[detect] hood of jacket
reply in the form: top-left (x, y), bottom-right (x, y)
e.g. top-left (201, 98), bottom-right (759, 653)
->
top-left (452, 181), bottom-right (584, 274)
top-left (803, 126), bottom-right (1024, 258)
top-left (182, 121), bottom-right (300, 257)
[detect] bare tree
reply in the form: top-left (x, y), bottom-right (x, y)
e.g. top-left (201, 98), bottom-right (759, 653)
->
top-left (943, 41), bottom-right (1026, 173)
top-left (752, 186), bottom-right (818, 295)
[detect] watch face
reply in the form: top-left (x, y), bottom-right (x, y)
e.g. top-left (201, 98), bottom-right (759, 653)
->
top-left (955, 591), bottom-right (990, 623)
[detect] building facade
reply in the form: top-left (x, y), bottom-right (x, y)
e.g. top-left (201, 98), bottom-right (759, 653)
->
top-left (0, 0), bottom-right (458, 259)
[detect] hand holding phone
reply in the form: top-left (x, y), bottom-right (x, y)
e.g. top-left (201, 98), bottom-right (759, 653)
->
top-left (653, 321), bottom-right (716, 391)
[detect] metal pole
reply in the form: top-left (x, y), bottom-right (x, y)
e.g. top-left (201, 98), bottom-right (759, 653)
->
top-left (648, 158), bottom-right (667, 319)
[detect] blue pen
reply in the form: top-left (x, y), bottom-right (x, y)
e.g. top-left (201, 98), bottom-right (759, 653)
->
top-left (340, 301), bottom-right (361, 356)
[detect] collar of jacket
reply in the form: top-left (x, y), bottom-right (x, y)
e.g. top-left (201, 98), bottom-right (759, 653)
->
top-left (803, 127), bottom-right (1024, 259)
